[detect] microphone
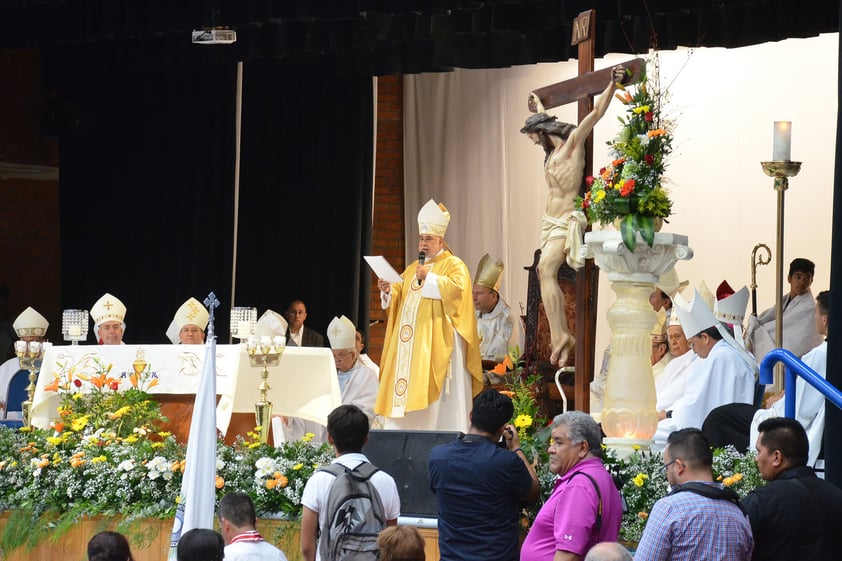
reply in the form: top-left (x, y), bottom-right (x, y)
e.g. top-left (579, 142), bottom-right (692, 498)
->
top-left (417, 251), bottom-right (426, 286)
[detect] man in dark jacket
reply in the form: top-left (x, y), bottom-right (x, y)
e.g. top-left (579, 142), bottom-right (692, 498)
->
top-left (743, 416), bottom-right (842, 561)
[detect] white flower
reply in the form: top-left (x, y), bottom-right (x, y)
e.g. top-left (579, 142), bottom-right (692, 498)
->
top-left (117, 459), bottom-right (135, 472)
top-left (254, 457), bottom-right (276, 478)
top-left (147, 456), bottom-right (171, 480)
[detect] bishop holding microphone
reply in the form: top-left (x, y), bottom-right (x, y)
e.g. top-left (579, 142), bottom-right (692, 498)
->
top-left (375, 199), bottom-right (483, 432)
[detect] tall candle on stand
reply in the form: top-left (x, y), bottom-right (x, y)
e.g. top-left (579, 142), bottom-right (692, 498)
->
top-left (773, 121), bottom-right (791, 161)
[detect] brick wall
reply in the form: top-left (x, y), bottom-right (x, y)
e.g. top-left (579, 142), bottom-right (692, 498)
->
top-left (0, 49), bottom-right (60, 360)
top-left (367, 76), bottom-right (405, 363)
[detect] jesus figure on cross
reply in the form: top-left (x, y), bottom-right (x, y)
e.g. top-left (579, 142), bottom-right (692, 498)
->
top-left (521, 64), bottom-right (626, 367)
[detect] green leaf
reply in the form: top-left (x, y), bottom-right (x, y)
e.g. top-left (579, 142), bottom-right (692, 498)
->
top-left (619, 214), bottom-right (636, 251)
top-left (636, 214), bottom-right (655, 247)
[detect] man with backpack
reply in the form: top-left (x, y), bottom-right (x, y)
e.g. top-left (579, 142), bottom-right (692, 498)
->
top-left (634, 428), bottom-right (753, 561)
top-left (300, 404), bottom-right (401, 561)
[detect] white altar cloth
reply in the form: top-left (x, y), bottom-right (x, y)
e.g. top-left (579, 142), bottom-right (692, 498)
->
top-left (30, 344), bottom-right (340, 435)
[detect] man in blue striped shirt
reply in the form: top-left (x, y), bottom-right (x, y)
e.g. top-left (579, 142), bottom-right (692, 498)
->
top-left (635, 428), bottom-right (753, 561)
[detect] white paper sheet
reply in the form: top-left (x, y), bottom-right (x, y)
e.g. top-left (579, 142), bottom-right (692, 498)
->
top-left (364, 255), bottom-right (403, 284)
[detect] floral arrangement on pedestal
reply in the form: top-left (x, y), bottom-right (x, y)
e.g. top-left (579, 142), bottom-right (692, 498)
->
top-left (576, 61), bottom-right (675, 251)
top-left (0, 359), bottom-right (333, 554)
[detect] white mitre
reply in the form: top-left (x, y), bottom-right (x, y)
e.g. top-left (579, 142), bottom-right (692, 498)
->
top-left (91, 293), bottom-right (126, 326)
top-left (327, 315), bottom-right (356, 350)
top-left (674, 289), bottom-right (718, 338)
top-left (417, 199), bottom-right (450, 237)
top-left (256, 309), bottom-right (288, 337)
top-left (13, 306), bottom-right (49, 338)
top-left (166, 297), bottom-right (209, 343)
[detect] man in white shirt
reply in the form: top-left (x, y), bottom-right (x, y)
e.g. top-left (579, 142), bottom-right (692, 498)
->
top-left (746, 258), bottom-right (823, 363)
top-left (300, 405), bottom-right (400, 561)
top-left (285, 300), bottom-right (325, 347)
top-left (218, 492), bottom-right (289, 561)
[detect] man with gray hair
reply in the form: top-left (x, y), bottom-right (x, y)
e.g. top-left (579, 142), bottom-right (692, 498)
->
top-left (521, 411), bottom-right (623, 561)
top-left (584, 542), bottom-right (633, 561)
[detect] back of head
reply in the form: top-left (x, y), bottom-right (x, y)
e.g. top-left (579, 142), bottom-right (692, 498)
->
top-left (177, 529), bottom-right (225, 561)
top-left (666, 428), bottom-right (712, 469)
top-left (553, 411), bottom-right (603, 458)
top-left (377, 526), bottom-right (426, 561)
top-left (758, 417), bottom-right (809, 467)
top-left (327, 404), bottom-right (369, 453)
top-left (816, 290), bottom-right (830, 317)
top-left (584, 541), bottom-right (634, 561)
top-left (789, 257), bottom-right (815, 277)
top-left (470, 389), bottom-right (514, 433)
top-left (88, 531), bottom-right (134, 561)
top-left (218, 491), bottom-right (257, 528)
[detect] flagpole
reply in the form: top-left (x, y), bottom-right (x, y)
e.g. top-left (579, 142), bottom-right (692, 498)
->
top-left (230, 61), bottom-right (243, 343)
top-left (167, 293), bottom-right (220, 559)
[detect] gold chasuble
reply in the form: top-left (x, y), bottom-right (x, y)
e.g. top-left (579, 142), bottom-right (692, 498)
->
top-left (376, 250), bottom-right (483, 430)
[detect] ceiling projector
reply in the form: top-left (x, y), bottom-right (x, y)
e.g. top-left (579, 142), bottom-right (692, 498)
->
top-left (192, 28), bottom-right (237, 45)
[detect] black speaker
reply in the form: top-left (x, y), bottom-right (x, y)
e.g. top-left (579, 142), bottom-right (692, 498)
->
top-left (362, 429), bottom-right (460, 518)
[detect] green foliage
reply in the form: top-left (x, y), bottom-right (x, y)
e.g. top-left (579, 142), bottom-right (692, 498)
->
top-left (0, 359), bottom-right (334, 554)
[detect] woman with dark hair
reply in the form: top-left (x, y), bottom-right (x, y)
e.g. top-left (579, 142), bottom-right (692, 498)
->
top-left (177, 528), bottom-right (225, 561)
top-left (87, 531), bottom-right (135, 561)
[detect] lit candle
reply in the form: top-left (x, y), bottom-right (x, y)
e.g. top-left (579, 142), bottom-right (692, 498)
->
top-left (237, 320), bottom-right (251, 338)
top-left (773, 121), bottom-right (791, 161)
top-left (68, 324), bottom-right (82, 337)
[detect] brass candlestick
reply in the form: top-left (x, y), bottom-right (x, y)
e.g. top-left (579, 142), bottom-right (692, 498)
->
top-left (14, 340), bottom-right (44, 427)
top-left (245, 336), bottom-right (286, 443)
top-left (760, 160), bottom-right (802, 392)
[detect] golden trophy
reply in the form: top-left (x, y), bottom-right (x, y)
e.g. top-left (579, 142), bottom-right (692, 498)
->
top-left (245, 335), bottom-right (286, 443)
top-left (15, 339), bottom-right (44, 427)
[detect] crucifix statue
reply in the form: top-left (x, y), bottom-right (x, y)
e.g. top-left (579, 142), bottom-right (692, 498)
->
top-left (521, 9), bottom-right (644, 380)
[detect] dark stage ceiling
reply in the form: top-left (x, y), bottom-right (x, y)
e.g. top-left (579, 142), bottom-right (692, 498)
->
top-left (0, 1), bottom-right (838, 75)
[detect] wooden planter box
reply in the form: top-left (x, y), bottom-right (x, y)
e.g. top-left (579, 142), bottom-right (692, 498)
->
top-left (0, 514), bottom-right (302, 561)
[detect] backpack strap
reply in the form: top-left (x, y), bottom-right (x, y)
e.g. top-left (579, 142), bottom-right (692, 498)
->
top-left (317, 461), bottom-right (381, 481)
top-left (669, 482), bottom-right (747, 515)
top-left (567, 471), bottom-right (603, 531)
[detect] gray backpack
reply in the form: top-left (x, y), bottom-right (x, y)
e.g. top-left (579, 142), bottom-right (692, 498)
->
top-left (317, 461), bottom-right (386, 561)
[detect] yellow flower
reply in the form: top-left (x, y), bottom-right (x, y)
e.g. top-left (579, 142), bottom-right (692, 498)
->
top-left (45, 436), bottom-right (63, 446)
top-left (151, 442), bottom-right (164, 449)
top-left (108, 405), bottom-right (132, 420)
top-left (633, 473), bottom-right (649, 487)
top-left (124, 435), bottom-right (139, 444)
top-left (302, 432), bottom-right (315, 443)
top-left (72, 393), bottom-right (84, 401)
top-left (723, 476), bottom-right (734, 486)
top-left (594, 190), bottom-right (606, 203)
top-left (632, 105), bottom-right (651, 114)
top-left (733, 473), bottom-right (743, 482)
top-left (71, 415), bottom-right (90, 432)
top-left (91, 455), bottom-right (107, 463)
top-left (514, 414), bottom-right (533, 430)
top-left (293, 463), bottom-right (304, 471)
top-left (158, 431), bottom-right (172, 438)
top-left (631, 444), bottom-right (641, 451)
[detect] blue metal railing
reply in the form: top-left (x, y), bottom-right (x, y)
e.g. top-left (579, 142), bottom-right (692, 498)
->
top-left (759, 348), bottom-right (842, 418)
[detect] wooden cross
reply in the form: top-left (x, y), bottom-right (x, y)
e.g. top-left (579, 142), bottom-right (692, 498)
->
top-left (527, 9), bottom-right (644, 412)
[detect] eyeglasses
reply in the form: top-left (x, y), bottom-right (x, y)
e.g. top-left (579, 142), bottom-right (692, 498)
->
top-left (659, 459), bottom-right (677, 475)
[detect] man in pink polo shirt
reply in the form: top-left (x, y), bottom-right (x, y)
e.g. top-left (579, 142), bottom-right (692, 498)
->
top-left (521, 411), bottom-right (623, 561)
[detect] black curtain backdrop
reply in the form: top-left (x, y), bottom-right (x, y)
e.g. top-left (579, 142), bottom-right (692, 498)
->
top-left (54, 49), bottom-right (372, 344)
top-left (236, 60), bottom-right (373, 339)
top-left (825, 2), bottom-right (842, 488)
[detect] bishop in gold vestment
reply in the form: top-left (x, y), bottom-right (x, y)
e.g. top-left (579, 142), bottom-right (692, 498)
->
top-left (375, 199), bottom-right (483, 431)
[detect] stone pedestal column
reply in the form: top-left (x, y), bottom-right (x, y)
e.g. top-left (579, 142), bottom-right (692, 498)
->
top-left (582, 231), bottom-right (693, 456)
